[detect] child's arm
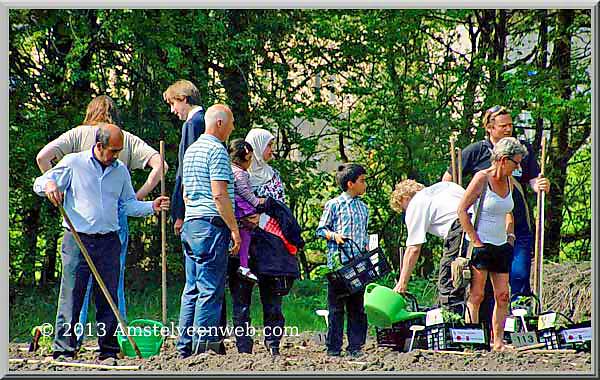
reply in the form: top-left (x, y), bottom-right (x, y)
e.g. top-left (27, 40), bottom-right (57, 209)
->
top-left (235, 169), bottom-right (261, 207)
top-left (316, 201), bottom-right (345, 244)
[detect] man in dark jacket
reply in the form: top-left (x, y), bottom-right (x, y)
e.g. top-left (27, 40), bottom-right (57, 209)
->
top-left (442, 105), bottom-right (550, 324)
top-left (163, 79), bottom-right (206, 235)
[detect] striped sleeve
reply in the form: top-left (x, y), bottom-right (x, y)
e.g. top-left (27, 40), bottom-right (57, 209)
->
top-left (208, 147), bottom-right (232, 182)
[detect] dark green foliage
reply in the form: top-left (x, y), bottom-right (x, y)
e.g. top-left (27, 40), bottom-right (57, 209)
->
top-left (9, 9), bottom-right (591, 293)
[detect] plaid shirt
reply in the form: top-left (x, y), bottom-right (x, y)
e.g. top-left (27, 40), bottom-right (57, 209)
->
top-left (316, 192), bottom-right (369, 269)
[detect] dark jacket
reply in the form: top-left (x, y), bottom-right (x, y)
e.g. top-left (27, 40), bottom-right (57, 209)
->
top-left (447, 137), bottom-right (540, 236)
top-left (249, 198), bottom-right (305, 278)
top-left (171, 108), bottom-right (205, 221)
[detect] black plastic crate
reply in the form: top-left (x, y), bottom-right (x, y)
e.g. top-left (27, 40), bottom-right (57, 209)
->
top-left (375, 316), bottom-right (427, 352)
top-left (539, 321), bottom-right (592, 351)
top-left (425, 323), bottom-right (489, 351)
top-left (327, 244), bottom-right (391, 298)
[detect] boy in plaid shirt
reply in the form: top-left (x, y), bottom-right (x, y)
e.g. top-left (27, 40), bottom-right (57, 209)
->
top-left (316, 163), bottom-right (369, 358)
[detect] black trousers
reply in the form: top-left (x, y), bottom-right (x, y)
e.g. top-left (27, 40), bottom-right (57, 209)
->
top-left (228, 257), bottom-right (285, 353)
top-left (437, 219), bottom-right (467, 314)
top-left (53, 230), bottom-right (121, 356)
top-left (326, 283), bottom-right (368, 353)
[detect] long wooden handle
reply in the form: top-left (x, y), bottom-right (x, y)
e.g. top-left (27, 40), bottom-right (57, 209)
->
top-left (160, 141), bottom-right (167, 326)
top-left (457, 147), bottom-right (463, 187)
top-left (449, 137), bottom-right (457, 183)
top-left (533, 136), bottom-right (547, 310)
top-left (58, 205), bottom-right (143, 358)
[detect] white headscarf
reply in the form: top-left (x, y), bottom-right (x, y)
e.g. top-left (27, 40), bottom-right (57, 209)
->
top-left (245, 128), bottom-right (275, 190)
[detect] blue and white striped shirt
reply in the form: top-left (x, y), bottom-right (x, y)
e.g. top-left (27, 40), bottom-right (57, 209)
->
top-left (33, 149), bottom-right (155, 234)
top-left (182, 134), bottom-right (234, 221)
top-left (316, 192), bottom-right (370, 269)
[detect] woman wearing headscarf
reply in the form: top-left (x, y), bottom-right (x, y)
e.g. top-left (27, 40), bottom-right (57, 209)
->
top-left (227, 128), bottom-right (295, 356)
top-left (245, 128), bottom-right (286, 203)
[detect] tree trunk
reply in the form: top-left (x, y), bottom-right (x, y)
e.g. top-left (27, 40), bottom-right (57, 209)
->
top-left (20, 204), bottom-right (41, 286)
top-left (220, 10), bottom-right (252, 132)
top-left (545, 9), bottom-right (574, 261)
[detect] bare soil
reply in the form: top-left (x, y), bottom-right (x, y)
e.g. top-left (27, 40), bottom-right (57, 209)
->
top-left (8, 333), bottom-right (592, 374)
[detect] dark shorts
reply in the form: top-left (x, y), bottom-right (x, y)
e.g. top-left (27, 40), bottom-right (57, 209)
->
top-left (470, 242), bottom-right (513, 273)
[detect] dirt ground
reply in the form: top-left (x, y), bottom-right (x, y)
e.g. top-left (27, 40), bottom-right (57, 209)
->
top-left (8, 332), bottom-right (592, 374)
top-left (9, 262), bottom-right (592, 374)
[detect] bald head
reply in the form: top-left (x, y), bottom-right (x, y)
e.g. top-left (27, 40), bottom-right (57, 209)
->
top-left (94, 123), bottom-right (124, 166)
top-left (205, 104), bottom-right (235, 141)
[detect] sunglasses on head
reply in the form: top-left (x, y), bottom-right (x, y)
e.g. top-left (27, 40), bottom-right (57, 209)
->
top-left (506, 156), bottom-right (521, 166)
top-left (483, 105), bottom-right (508, 125)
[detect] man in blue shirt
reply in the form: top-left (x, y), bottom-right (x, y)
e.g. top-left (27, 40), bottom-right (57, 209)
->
top-left (33, 124), bottom-right (170, 360)
top-left (176, 104), bottom-right (241, 358)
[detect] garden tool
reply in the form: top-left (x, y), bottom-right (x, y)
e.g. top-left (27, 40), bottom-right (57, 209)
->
top-left (316, 309), bottom-right (329, 328)
top-left (408, 325), bottom-right (425, 352)
top-left (457, 147), bottom-right (463, 187)
top-left (364, 284), bottom-right (426, 328)
top-left (313, 309), bottom-right (329, 345)
top-left (449, 135), bottom-right (457, 183)
top-left (533, 136), bottom-right (547, 309)
top-left (57, 204), bottom-right (143, 358)
top-left (512, 308), bottom-right (529, 332)
top-left (160, 141), bottom-right (167, 326)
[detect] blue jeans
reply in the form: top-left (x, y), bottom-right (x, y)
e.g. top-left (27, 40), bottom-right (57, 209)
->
top-left (510, 233), bottom-right (534, 300)
top-left (78, 206), bottom-right (128, 345)
top-left (176, 218), bottom-right (230, 356)
top-left (53, 230), bottom-right (121, 356)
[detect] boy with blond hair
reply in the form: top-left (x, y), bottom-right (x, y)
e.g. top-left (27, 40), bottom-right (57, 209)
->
top-left (163, 80), bottom-right (206, 235)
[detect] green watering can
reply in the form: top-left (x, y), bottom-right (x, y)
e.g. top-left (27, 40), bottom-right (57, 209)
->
top-left (364, 284), bottom-right (426, 328)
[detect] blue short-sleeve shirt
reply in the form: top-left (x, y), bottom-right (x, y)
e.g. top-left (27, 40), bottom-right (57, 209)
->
top-left (182, 134), bottom-right (235, 220)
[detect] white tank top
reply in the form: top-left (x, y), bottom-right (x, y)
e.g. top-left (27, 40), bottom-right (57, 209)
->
top-left (467, 178), bottom-right (514, 245)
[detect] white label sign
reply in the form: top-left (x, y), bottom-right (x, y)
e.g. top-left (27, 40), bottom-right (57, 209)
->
top-left (426, 308), bottom-right (444, 326)
top-left (561, 327), bottom-right (592, 343)
top-left (450, 328), bottom-right (486, 344)
top-left (538, 312), bottom-right (557, 330)
top-left (369, 234), bottom-right (379, 250)
top-left (504, 317), bottom-right (517, 332)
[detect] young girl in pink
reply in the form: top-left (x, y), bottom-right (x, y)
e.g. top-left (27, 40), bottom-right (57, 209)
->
top-left (229, 139), bottom-right (264, 282)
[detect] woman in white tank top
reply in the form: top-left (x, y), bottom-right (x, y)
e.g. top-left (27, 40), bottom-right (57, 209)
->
top-left (457, 137), bottom-right (528, 352)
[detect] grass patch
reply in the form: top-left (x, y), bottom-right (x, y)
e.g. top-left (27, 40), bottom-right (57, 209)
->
top-left (10, 273), bottom-right (438, 342)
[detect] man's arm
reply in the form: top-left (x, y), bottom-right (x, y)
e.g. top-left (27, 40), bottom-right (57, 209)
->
top-left (135, 153), bottom-right (169, 200)
top-left (393, 244), bottom-right (422, 293)
top-left (211, 180), bottom-right (241, 254)
top-left (120, 167), bottom-right (169, 216)
top-left (528, 176), bottom-right (550, 194)
top-left (33, 156), bottom-right (74, 206)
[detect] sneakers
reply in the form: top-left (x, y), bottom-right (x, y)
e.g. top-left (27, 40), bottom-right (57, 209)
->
top-left (326, 350), bottom-right (341, 357)
top-left (52, 351), bottom-right (76, 360)
top-left (98, 351), bottom-right (119, 360)
top-left (347, 350), bottom-right (364, 359)
top-left (238, 267), bottom-right (259, 283)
